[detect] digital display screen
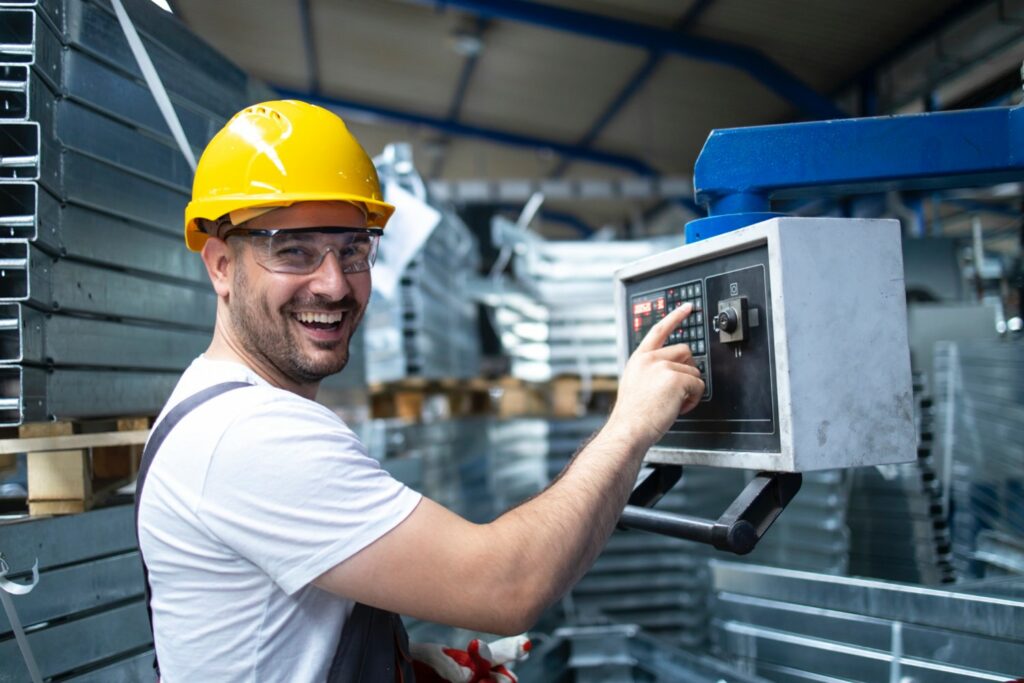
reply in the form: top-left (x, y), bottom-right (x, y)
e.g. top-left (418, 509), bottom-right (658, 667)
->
top-left (633, 301), bottom-right (652, 315)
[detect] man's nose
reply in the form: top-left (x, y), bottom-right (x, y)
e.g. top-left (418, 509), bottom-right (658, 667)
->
top-left (307, 250), bottom-right (351, 298)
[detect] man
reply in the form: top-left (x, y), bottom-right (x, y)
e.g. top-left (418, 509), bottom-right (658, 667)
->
top-left (137, 100), bottom-right (704, 682)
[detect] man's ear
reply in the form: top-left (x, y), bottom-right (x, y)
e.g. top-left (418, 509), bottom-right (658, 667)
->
top-left (200, 237), bottom-right (233, 298)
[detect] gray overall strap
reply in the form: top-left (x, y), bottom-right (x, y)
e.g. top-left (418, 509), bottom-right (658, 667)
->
top-left (328, 602), bottom-right (414, 682)
top-left (135, 380), bottom-right (253, 678)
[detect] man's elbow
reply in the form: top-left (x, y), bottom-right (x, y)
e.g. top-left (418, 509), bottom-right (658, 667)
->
top-left (484, 606), bottom-right (539, 637)
top-left (493, 576), bottom-right (549, 635)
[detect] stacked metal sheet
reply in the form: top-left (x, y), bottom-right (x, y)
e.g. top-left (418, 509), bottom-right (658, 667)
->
top-left (710, 561), bottom-right (1024, 682)
top-left (484, 217), bottom-right (673, 382)
top-left (934, 339), bottom-right (1024, 579)
top-left (515, 624), bottom-right (770, 682)
top-left (397, 218), bottom-right (481, 380)
top-left (365, 147), bottom-right (481, 383)
top-left (847, 374), bottom-right (956, 584)
top-left (0, 0), bottom-right (271, 424)
top-left (749, 469), bottom-right (851, 575)
top-left (367, 417), bottom-right (500, 521)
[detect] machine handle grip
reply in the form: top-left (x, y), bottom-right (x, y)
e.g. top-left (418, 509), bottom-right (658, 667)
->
top-left (618, 468), bottom-right (802, 555)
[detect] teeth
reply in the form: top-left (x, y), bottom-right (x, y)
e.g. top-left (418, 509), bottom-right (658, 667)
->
top-left (295, 311), bottom-right (342, 324)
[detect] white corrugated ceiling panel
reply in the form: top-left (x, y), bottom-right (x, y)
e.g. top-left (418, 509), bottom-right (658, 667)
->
top-left (593, 57), bottom-right (792, 174)
top-left (314, 0), bottom-right (466, 119)
top-left (690, 0), bottom-right (968, 92)
top-left (460, 21), bottom-right (648, 141)
top-left (173, 0), bottom-right (307, 87)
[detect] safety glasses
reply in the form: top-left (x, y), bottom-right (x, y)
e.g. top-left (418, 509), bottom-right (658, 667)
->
top-left (224, 227), bottom-right (381, 275)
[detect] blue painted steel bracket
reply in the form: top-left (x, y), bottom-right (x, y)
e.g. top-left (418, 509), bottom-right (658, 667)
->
top-left (686, 106), bottom-right (1024, 242)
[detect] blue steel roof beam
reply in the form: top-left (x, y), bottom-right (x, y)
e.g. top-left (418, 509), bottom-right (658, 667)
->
top-left (421, 0), bottom-right (846, 120)
top-left (431, 17), bottom-right (490, 178)
top-left (551, 0), bottom-right (716, 178)
top-left (273, 86), bottom-right (658, 175)
top-left (297, 0), bottom-right (321, 94)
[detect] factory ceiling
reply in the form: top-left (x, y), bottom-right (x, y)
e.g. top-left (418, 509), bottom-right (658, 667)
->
top-left (168, 0), bottom-right (1023, 246)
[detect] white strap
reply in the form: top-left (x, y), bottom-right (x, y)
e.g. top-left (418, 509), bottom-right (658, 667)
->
top-left (0, 555), bottom-right (43, 683)
top-left (110, 0), bottom-right (197, 171)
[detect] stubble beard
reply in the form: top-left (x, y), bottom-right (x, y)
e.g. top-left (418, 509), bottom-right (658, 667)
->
top-left (230, 265), bottom-right (363, 385)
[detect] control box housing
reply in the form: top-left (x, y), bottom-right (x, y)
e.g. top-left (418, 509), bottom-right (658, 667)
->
top-left (614, 217), bottom-right (916, 472)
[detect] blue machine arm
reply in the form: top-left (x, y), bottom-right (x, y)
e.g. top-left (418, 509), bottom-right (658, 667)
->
top-left (687, 106), bottom-right (1024, 242)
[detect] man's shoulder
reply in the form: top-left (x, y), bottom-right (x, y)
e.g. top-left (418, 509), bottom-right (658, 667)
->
top-left (166, 357), bottom-right (352, 442)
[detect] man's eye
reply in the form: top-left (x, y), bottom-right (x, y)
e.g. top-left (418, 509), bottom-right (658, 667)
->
top-left (274, 245), bottom-right (316, 259)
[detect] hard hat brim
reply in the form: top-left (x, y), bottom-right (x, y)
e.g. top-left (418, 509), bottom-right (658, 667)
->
top-left (184, 194), bottom-right (395, 252)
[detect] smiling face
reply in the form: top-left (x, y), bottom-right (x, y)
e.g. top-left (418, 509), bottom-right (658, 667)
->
top-left (205, 201), bottom-right (372, 391)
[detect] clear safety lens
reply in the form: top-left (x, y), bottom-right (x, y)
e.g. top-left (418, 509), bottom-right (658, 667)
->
top-left (230, 228), bottom-right (380, 275)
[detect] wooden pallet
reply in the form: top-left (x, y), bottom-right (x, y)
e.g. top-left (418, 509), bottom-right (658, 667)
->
top-left (369, 378), bottom-right (492, 422)
top-left (368, 375), bottom-right (621, 421)
top-left (0, 417), bottom-right (152, 515)
top-left (492, 377), bottom-right (548, 418)
top-left (549, 375), bottom-right (618, 418)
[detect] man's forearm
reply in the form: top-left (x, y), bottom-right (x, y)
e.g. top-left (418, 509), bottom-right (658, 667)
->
top-left (488, 419), bottom-right (651, 621)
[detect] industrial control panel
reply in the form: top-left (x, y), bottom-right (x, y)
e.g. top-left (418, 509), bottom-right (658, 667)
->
top-left (614, 217), bottom-right (917, 472)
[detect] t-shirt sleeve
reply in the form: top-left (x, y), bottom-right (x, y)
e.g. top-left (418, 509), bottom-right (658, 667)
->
top-left (197, 394), bottom-right (422, 596)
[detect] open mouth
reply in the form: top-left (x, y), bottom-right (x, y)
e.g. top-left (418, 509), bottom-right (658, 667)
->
top-left (293, 311), bottom-right (343, 331)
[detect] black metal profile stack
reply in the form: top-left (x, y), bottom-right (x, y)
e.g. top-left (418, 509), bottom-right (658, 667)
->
top-left (0, 0), bottom-right (271, 424)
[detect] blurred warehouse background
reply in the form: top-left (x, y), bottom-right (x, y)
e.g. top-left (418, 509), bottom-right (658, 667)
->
top-left (0, 0), bottom-right (1021, 681)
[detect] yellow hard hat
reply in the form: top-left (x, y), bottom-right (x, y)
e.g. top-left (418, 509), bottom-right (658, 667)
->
top-left (183, 100), bottom-right (394, 251)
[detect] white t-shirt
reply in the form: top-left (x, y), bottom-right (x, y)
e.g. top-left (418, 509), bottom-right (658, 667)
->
top-left (137, 356), bottom-right (421, 682)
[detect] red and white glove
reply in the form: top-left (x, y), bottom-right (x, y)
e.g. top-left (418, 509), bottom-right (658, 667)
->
top-left (411, 634), bottom-right (531, 683)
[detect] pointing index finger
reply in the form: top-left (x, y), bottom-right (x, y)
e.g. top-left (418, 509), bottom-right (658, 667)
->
top-left (638, 302), bottom-right (692, 352)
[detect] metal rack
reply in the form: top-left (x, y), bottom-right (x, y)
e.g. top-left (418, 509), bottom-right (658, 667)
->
top-left (934, 339), bottom-right (1024, 579)
top-left (0, 0), bottom-right (272, 424)
top-left (484, 216), bottom-right (673, 382)
top-left (365, 145), bottom-right (481, 383)
top-left (847, 375), bottom-right (956, 584)
top-left (710, 561), bottom-right (1024, 682)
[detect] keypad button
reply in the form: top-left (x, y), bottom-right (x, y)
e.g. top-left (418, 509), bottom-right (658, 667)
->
top-left (695, 299), bottom-right (703, 312)
top-left (696, 326), bottom-right (704, 340)
top-left (695, 340), bottom-right (704, 354)
top-left (695, 283), bottom-right (702, 296)
top-left (695, 312), bottom-right (703, 325)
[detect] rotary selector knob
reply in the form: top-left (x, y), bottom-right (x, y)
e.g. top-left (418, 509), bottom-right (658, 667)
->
top-left (717, 308), bottom-right (739, 333)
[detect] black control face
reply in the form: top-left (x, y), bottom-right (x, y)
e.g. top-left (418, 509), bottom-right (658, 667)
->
top-left (625, 245), bottom-right (780, 453)
top-left (630, 280), bottom-right (711, 398)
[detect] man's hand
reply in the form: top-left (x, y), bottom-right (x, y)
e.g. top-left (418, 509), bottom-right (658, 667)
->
top-left (608, 303), bottom-right (705, 449)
